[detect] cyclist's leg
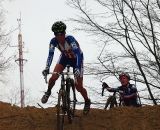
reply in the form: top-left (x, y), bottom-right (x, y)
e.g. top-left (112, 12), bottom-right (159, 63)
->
top-left (41, 54), bottom-right (66, 103)
top-left (41, 64), bottom-right (65, 103)
top-left (75, 76), bottom-right (91, 114)
top-left (73, 63), bottom-right (91, 113)
top-left (75, 77), bottom-right (88, 100)
top-left (71, 58), bottom-right (88, 100)
top-left (48, 64), bottom-right (65, 89)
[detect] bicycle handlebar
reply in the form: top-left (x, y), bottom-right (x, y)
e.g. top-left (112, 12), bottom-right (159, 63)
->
top-left (44, 71), bottom-right (74, 84)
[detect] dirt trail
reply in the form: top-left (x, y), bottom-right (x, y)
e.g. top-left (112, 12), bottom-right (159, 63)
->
top-left (0, 101), bottom-right (160, 130)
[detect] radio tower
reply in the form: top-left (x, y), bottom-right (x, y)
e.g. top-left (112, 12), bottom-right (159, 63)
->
top-left (15, 14), bottom-right (26, 108)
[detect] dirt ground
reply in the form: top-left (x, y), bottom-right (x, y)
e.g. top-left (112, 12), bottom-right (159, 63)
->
top-left (0, 101), bottom-right (160, 130)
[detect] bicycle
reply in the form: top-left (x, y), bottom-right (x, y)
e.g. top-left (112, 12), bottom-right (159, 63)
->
top-left (102, 83), bottom-right (124, 110)
top-left (44, 65), bottom-right (77, 130)
top-left (102, 83), bottom-right (141, 109)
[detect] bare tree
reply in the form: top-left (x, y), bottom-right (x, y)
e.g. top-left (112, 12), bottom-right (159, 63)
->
top-left (0, 1), bottom-right (13, 83)
top-left (67, 0), bottom-right (160, 105)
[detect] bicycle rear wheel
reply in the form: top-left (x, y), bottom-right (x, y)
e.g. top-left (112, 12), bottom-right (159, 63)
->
top-left (57, 90), bottom-right (65, 130)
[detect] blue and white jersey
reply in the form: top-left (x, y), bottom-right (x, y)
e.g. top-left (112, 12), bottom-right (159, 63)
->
top-left (46, 35), bottom-right (83, 69)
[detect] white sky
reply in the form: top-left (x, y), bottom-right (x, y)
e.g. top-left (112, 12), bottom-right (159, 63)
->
top-left (1, 0), bottom-right (104, 108)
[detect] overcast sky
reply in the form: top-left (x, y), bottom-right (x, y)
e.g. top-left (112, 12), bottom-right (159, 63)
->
top-left (1, 0), bottom-right (104, 108)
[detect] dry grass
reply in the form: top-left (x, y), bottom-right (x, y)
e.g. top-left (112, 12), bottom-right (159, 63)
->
top-left (0, 101), bottom-right (160, 130)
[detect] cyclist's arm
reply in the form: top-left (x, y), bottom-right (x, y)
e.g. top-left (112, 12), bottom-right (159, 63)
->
top-left (46, 42), bottom-right (55, 69)
top-left (101, 86), bottom-right (116, 95)
top-left (102, 82), bottom-right (119, 92)
top-left (107, 87), bottom-right (118, 92)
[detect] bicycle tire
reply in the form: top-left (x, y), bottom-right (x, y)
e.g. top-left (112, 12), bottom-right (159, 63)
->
top-left (57, 90), bottom-right (65, 130)
top-left (110, 96), bottom-right (117, 108)
top-left (104, 96), bottom-right (117, 109)
top-left (66, 78), bottom-right (76, 123)
top-left (104, 96), bottom-right (112, 109)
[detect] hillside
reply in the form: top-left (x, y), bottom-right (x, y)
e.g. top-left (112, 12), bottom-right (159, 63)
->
top-left (0, 101), bottom-right (160, 130)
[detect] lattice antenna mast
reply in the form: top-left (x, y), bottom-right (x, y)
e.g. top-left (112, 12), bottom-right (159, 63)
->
top-left (15, 14), bottom-right (26, 108)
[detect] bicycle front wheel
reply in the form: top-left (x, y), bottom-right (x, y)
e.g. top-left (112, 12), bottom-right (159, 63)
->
top-left (104, 96), bottom-right (117, 109)
top-left (66, 78), bottom-right (77, 123)
top-left (57, 90), bottom-right (65, 130)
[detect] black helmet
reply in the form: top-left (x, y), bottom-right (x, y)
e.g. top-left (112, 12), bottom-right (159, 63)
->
top-left (119, 72), bottom-right (130, 80)
top-left (51, 21), bottom-right (66, 33)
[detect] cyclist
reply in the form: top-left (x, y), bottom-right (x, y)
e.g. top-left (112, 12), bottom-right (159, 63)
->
top-left (41, 21), bottom-right (91, 113)
top-left (102, 72), bottom-right (140, 107)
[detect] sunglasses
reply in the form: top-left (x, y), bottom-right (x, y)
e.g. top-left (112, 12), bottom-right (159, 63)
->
top-left (54, 32), bottom-right (65, 36)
